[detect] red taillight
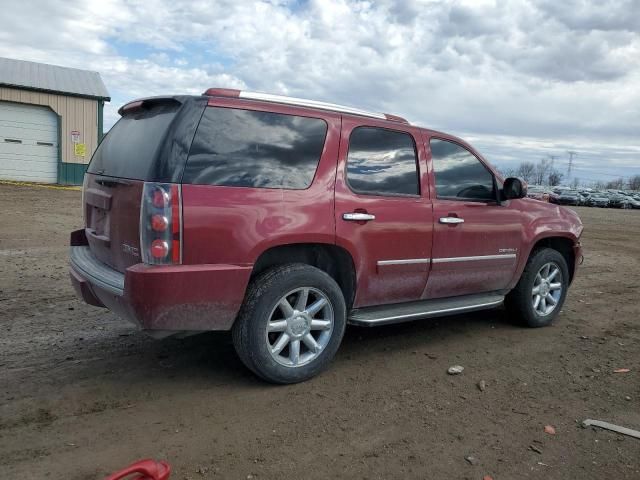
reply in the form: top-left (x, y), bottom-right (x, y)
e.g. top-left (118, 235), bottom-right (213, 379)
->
top-left (141, 183), bottom-right (182, 265)
top-left (151, 214), bottom-right (168, 232)
top-left (170, 185), bottom-right (180, 264)
top-left (152, 188), bottom-right (169, 208)
top-left (151, 239), bottom-right (169, 258)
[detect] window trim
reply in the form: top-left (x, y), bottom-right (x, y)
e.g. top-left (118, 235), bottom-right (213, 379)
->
top-left (183, 105), bottom-right (329, 190)
top-left (429, 136), bottom-right (498, 203)
top-left (345, 125), bottom-right (421, 198)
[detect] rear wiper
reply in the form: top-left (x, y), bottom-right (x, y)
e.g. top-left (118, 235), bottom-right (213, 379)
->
top-left (95, 176), bottom-right (131, 187)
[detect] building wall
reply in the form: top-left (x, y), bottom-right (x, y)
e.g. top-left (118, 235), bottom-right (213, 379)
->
top-left (0, 86), bottom-right (99, 184)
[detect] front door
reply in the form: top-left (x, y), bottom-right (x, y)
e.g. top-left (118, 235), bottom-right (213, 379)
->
top-left (423, 136), bottom-right (522, 299)
top-left (335, 118), bottom-right (433, 308)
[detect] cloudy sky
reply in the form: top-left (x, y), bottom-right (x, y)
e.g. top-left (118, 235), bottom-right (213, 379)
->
top-left (1, 0), bottom-right (638, 184)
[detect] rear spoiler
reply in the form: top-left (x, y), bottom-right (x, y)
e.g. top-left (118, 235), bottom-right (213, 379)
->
top-left (118, 96), bottom-right (183, 116)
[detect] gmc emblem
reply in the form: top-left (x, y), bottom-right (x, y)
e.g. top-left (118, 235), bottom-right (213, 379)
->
top-left (122, 243), bottom-right (140, 257)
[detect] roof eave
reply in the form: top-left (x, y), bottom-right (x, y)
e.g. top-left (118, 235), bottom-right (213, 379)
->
top-left (0, 82), bottom-right (110, 101)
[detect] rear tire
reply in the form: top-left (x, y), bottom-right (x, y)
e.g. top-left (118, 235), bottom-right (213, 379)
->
top-left (505, 248), bottom-right (569, 327)
top-left (232, 263), bottom-right (346, 384)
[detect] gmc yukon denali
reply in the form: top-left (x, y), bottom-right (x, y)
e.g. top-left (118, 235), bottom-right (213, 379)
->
top-left (70, 88), bottom-right (584, 383)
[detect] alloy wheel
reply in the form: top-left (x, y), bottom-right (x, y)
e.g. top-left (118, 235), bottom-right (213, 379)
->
top-left (532, 262), bottom-right (563, 316)
top-left (265, 287), bottom-right (334, 367)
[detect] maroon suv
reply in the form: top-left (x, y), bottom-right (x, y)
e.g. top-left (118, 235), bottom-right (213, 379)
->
top-left (70, 88), bottom-right (583, 383)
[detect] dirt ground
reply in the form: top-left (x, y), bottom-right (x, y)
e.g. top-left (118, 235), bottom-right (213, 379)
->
top-left (0, 183), bottom-right (638, 480)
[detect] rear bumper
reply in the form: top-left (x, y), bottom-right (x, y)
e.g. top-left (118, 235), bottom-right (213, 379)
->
top-left (69, 245), bottom-right (252, 332)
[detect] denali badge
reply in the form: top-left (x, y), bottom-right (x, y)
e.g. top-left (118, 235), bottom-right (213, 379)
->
top-left (122, 243), bottom-right (140, 257)
top-left (499, 248), bottom-right (518, 254)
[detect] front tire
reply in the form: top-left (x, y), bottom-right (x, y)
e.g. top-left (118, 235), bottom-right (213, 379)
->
top-left (232, 264), bottom-right (346, 384)
top-left (505, 248), bottom-right (569, 327)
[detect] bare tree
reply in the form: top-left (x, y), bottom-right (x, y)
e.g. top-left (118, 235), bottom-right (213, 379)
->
top-left (515, 161), bottom-right (536, 183)
top-left (571, 177), bottom-right (580, 189)
top-left (499, 166), bottom-right (517, 178)
top-left (548, 169), bottom-right (563, 186)
top-left (534, 158), bottom-right (552, 185)
top-left (628, 174), bottom-right (640, 191)
top-left (606, 177), bottom-right (625, 190)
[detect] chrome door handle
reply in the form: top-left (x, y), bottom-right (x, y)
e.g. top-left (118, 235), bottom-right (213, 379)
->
top-left (439, 216), bottom-right (464, 224)
top-left (343, 212), bottom-right (376, 221)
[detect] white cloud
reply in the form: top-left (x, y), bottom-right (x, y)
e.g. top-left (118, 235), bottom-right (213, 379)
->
top-left (0, 0), bottom-right (638, 183)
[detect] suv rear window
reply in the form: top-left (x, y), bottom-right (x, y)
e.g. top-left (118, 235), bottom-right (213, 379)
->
top-left (183, 107), bottom-right (327, 189)
top-left (88, 102), bottom-right (180, 180)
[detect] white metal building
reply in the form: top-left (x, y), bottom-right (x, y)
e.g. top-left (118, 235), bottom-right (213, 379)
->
top-left (0, 57), bottom-right (110, 184)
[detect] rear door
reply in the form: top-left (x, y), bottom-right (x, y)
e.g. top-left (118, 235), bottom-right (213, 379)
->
top-left (84, 98), bottom-right (192, 272)
top-left (423, 136), bottom-right (522, 299)
top-left (335, 118), bottom-right (433, 308)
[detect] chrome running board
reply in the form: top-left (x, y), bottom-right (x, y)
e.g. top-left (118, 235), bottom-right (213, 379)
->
top-left (348, 293), bottom-right (504, 327)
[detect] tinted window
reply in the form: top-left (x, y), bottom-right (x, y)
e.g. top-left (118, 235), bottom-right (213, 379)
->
top-left (430, 139), bottom-right (495, 200)
top-left (346, 127), bottom-right (419, 196)
top-left (183, 107), bottom-right (327, 189)
top-left (88, 102), bottom-right (179, 180)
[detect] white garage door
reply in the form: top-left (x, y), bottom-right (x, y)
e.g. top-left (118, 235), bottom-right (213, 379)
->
top-left (0, 101), bottom-right (58, 183)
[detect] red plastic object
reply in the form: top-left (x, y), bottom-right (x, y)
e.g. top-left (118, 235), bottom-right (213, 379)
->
top-left (105, 459), bottom-right (171, 480)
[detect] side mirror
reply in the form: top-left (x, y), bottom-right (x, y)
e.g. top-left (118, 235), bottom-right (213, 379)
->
top-left (502, 177), bottom-right (527, 200)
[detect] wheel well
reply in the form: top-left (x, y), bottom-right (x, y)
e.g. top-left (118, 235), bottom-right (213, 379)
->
top-left (251, 244), bottom-right (357, 308)
top-left (531, 237), bottom-right (575, 283)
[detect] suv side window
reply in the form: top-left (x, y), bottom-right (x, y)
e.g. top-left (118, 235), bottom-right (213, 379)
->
top-left (430, 138), bottom-right (495, 201)
top-left (184, 107), bottom-right (328, 189)
top-left (346, 127), bottom-right (420, 196)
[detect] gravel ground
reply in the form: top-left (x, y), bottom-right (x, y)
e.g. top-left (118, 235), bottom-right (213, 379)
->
top-left (0, 183), bottom-right (638, 479)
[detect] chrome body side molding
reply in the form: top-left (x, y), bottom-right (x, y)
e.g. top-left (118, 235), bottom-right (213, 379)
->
top-left (377, 258), bottom-right (431, 266)
top-left (432, 254), bottom-right (516, 263)
top-left (376, 254), bottom-right (516, 267)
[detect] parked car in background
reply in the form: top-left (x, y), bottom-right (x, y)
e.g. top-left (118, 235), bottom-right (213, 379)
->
top-left (577, 192), bottom-right (590, 205)
top-left (607, 193), bottom-right (628, 208)
top-left (527, 186), bottom-right (550, 202)
top-left (627, 197), bottom-right (640, 209)
top-left (548, 191), bottom-right (560, 204)
top-left (69, 88), bottom-right (584, 383)
top-left (556, 190), bottom-right (581, 206)
top-left (585, 193), bottom-right (609, 208)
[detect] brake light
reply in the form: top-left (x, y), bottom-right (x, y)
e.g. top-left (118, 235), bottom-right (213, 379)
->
top-left (152, 188), bottom-right (169, 208)
top-left (151, 214), bottom-right (168, 232)
top-left (141, 183), bottom-right (182, 265)
top-left (150, 239), bottom-right (169, 258)
top-left (118, 100), bottom-right (144, 115)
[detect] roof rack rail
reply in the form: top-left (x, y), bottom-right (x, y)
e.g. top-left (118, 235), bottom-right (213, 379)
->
top-left (203, 88), bottom-right (409, 124)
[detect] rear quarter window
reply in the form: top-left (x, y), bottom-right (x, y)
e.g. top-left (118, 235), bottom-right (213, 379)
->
top-left (183, 107), bottom-right (328, 189)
